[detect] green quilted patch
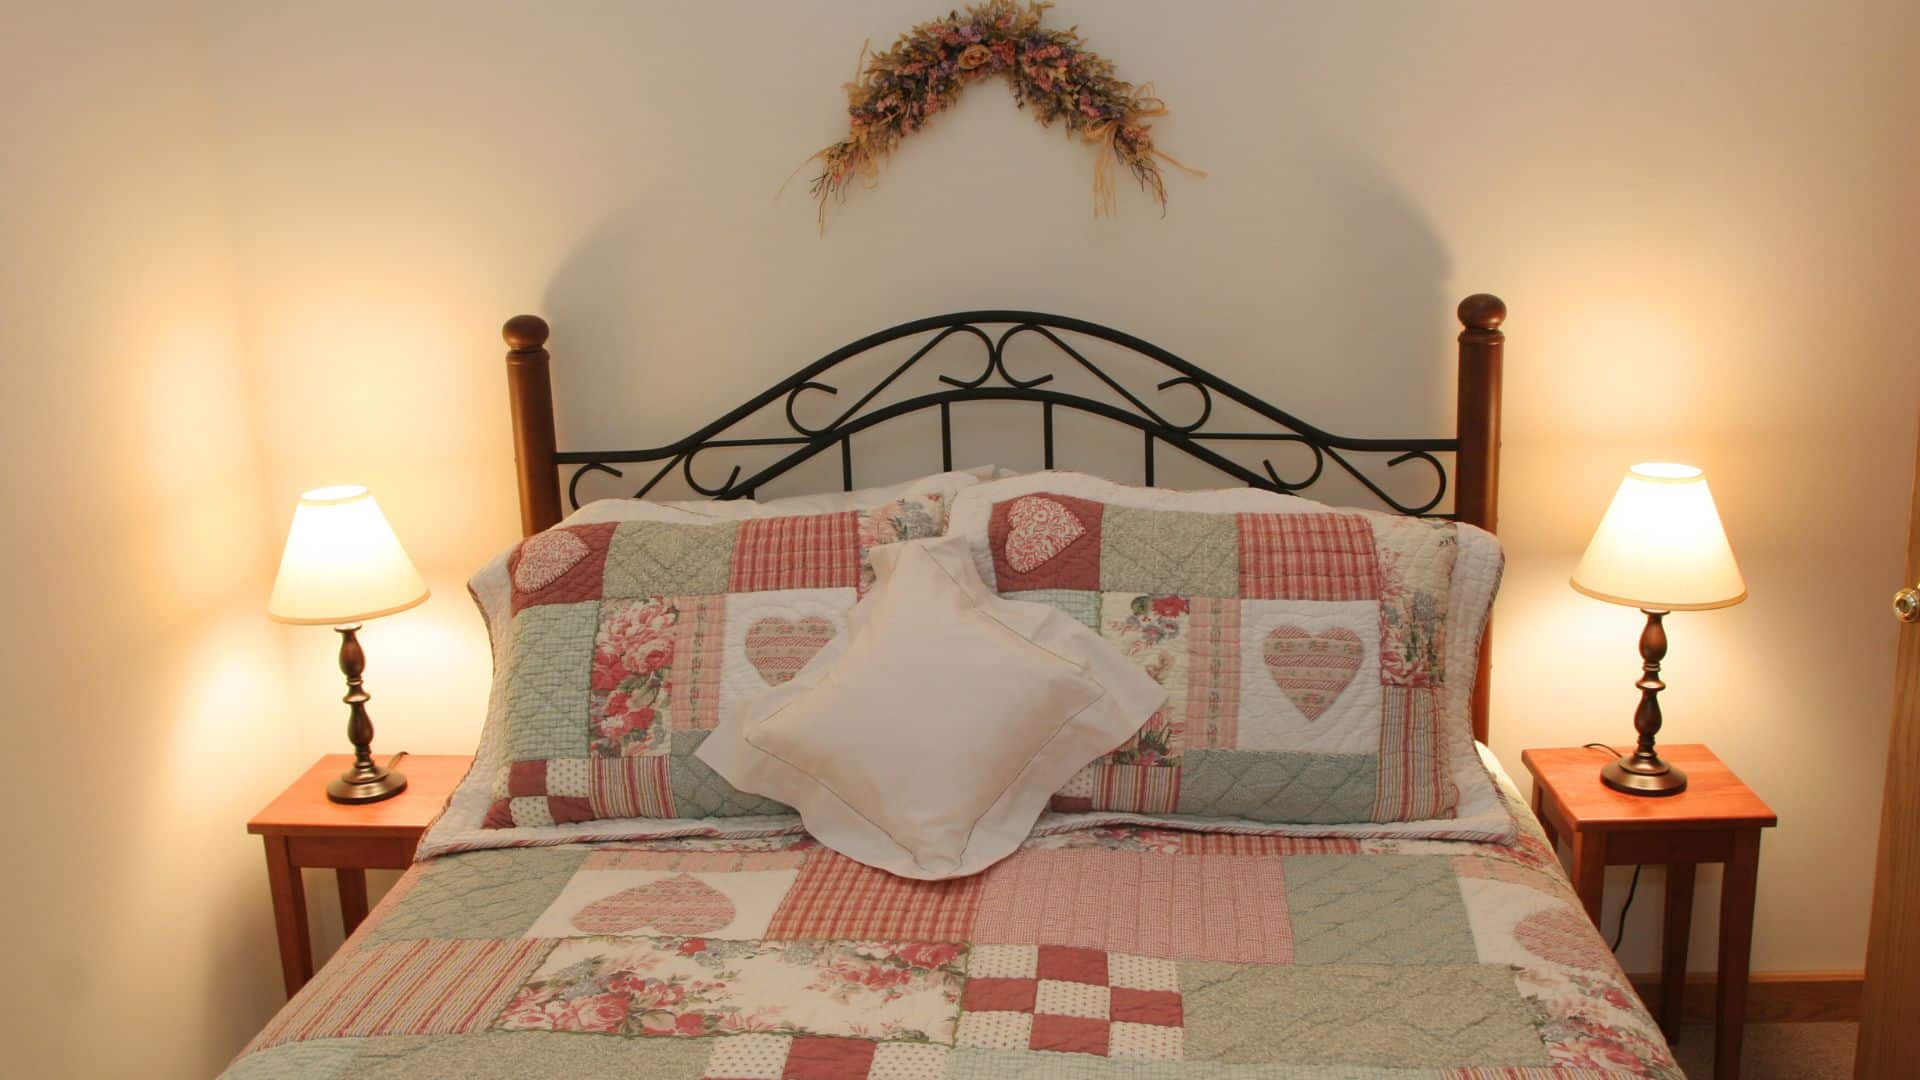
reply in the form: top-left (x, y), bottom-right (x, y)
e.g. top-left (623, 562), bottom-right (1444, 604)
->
top-left (365, 849), bottom-right (587, 943)
top-left (223, 1039), bottom-right (362, 1080)
top-left (670, 730), bottom-right (791, 818)
top-left (1174, 749), bottom-right (1378, 824)
top-left (1179, 962), bottom-right (1551, 1067)
top-left (602, 520), bottom-right (738, 598)
top-left (1282, 855), bottom-right (1478, 965)
top-left (1098, 506), bottom-right (1240, 597)
top-left (1004, 588), bottom-right (1102, 632)
top-left (348, 1033), bottom-right (712, 1079)
top-left (948, 1049), bottom-right (1415, 1078)
top-left (502, 603), bottom-right (599, 763)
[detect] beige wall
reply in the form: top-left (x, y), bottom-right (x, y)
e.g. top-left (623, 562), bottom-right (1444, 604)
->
top-left (0, 4), bottom-right (299, 1075)
top-left (5, 1), bottom-right (1916, 1072)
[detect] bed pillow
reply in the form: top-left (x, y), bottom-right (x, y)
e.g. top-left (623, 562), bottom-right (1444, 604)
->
top-left (697, 536), bottom-right (1164, 879)
top-left (945, 471), bottom-right (1502, 826)
top-left (563, 466), bottom-right (1016, 525)
top-left (476, 493), bottom-right (948, 829)
top-left (476, 471), bottom-right (970, 647)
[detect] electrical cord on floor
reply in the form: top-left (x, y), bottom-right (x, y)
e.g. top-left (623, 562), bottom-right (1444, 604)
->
top-left (1581, 742), bottom-right (1641, 953)
top-left (1611, 865), bottom-right (1642, 952)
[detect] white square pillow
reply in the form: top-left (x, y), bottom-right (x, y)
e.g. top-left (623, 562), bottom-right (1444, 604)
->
top-left (696, 535), bottom-right (1165, 879)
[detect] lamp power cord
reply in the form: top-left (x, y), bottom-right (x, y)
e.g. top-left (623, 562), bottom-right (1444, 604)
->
top-left (1580, 742), bottom-right (1640, 953)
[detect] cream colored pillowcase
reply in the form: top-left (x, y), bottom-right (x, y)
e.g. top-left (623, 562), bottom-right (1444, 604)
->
top-left (696, 535), bottom-right (1164, 879)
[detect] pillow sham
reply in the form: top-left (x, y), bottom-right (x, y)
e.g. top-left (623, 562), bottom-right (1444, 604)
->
top-left (477, 493), bottom-right (947, 829)
top-left (476, 471), bottom-right (973, 646)
top-left (562, 466), bottom-right (1012, 525)
top-left (697, 536), bottom-right (1165, 879)
top-left (945, 471), bottom-right (1503, 826)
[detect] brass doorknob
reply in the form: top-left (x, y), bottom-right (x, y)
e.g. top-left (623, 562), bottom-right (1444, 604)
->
top-left (1898, 586), bottom-right (1920, 623)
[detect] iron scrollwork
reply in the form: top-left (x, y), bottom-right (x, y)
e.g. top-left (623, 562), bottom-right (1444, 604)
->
top-left (554, 311), bottom-right (1456, 517)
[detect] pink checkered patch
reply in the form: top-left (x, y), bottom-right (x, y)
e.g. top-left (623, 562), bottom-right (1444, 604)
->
top-left (728, 511), bottom-right (861, 592)
top-left (956, 945), bottom-right (1184, 1059)
top-left (704, 1034), bottom-right (950, 1079)
top-left (1235, 512), bottom-right (1381, 601)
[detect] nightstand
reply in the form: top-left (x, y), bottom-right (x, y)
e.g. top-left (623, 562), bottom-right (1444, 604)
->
top-left (1522, 744), bottom-right (1775, 1080)
top-left (248, 753), bottom-right (472, 996)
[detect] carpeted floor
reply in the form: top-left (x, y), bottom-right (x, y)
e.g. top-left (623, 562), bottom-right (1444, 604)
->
top-left (1669, 1022), bottom-right (1856, 1078)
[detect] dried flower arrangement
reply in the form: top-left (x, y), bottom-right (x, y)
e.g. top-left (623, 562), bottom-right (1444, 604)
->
top-left (805, 0), bottom-right (1200, 230)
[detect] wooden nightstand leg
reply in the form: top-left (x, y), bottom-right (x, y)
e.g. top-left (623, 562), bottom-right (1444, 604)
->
top-left (1531, 783), bottom-right (1559, 849)
top-left (1714, 829), bottom-right (1761, 1080)
top-left (261, 835), bottom-right (313, 997)
top-left (1659, 861), bottom-right (1696, 1040)
top-left (1570, 830), bottom-right (1607, 926)
top-left (338, 868), bottom-right (370, 936)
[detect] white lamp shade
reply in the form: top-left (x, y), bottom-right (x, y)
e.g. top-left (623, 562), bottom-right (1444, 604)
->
top-left (268, 485), bottom-right (430, 625)
top-left (1571, 463), bottom-right (1746, 611)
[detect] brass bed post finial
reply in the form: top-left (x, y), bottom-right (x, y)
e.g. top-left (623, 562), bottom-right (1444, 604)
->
top-left (503, 315), bottom-right (563, 537)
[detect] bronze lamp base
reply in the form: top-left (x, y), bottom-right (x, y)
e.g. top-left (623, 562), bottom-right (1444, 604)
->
top-left (327, 759), bottom-right (408, 804)
top-left (1602, 609), bottom-right (1689, 798)
top-left (326, 624), bottom-right (408, 805)
top-left (1601, 753), bottom-right (1687, 797)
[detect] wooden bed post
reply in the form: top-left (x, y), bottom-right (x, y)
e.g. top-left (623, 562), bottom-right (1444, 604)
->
top-left (1455, 293), bottom-right (1505, 745)
top-left (503, 315), bottom-right (563, 536)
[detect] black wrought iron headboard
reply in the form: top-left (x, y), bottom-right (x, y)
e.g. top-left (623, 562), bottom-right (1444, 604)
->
top-left (502, 302), bottom-right (1505, 531)
top-left (498, 297), bottom-right (1506, 737)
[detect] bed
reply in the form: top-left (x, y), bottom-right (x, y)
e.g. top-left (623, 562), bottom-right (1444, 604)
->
top-left (224, 298), bottom-right (1685, 1079)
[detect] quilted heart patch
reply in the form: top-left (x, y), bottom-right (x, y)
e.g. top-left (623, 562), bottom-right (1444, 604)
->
top-left (570, 873), bottom-right (735, 935)
top-left (1262, 625), bottom-right (1364, 720)
top-left (1515, 908), bottom-right (1616, 973)
top-left (744, 616), bottom-right (835, 685)
top-left (1004, 496), bottom-right (1087, 573)
top-left (514, 529), bottom-right (590, 592)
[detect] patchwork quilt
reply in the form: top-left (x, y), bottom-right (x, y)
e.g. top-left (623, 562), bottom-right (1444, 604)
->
top-left (224, 764), bottom-right (1680, 1079)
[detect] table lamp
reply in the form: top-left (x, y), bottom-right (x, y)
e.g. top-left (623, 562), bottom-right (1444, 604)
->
top-left (268, 485), bottom-right (429, 803)
top-left (1571, 463), bottom-right (1746, 796)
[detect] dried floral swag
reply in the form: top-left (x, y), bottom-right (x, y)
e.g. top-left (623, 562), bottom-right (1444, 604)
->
top-left (806, 0), bottom-right (1200, 229)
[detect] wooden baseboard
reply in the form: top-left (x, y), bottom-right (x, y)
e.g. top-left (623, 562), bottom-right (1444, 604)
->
top-left (1627, 971), bottom-right (1863, 1024)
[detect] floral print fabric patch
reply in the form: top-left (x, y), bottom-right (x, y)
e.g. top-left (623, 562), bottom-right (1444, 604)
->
top-left (495, 937), bottom-right (966, 1042)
